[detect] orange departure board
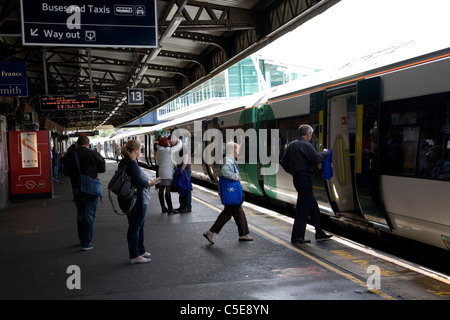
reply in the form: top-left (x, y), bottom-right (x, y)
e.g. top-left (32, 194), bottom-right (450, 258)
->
top-left (40, 94), bottom-right (100, 111)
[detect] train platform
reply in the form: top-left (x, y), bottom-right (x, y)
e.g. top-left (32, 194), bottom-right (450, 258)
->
top-left (1, 160), bottom-right (450, 305)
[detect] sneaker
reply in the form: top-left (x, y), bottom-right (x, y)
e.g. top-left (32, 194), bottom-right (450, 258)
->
top-left (130, 256), bottom-right (151, 264)
top-left (203, 231), bottom-right (214, 244)
top-left (141, 252), bottom-right (151, 258)
top-left (81, 244), bottom-right (94, 251)
top-left (315, 233), bottom-right (332, 241)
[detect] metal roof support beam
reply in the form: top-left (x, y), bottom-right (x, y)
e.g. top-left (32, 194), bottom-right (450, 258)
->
top-left (0, 0), bottom-right (341, 129)
top-left (42, 48), bottom-right (48, 95)
top-left (87, 48), bottom-right (93, 94)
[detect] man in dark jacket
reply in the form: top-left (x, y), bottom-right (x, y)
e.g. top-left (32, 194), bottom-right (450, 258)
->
top-left (64, 136), bottom-right (106, 250)
top-left (285, 124), bottom-right (332, 245)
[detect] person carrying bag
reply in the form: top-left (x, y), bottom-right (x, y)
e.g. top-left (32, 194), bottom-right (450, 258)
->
top-left (118, 140), bottom-right (158, 264)
top-left (218, 164), bottom-right (243, 206)
top-left (203, 142), bottom-right (253, 245)
top-left (63, 136), bottom-right (106, 251)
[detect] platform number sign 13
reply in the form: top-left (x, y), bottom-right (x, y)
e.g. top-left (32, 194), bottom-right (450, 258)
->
top-left (128, 88), bottom-right (144, 105)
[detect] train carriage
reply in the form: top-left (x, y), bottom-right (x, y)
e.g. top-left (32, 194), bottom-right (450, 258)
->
top-left (95, 49), bottom-right (450, 250)
top-left (258, 50), bottom-right (450, 250)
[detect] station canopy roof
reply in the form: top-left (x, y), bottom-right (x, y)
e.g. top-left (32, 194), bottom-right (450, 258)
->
top-left (0, 0), bottom-right (340, 130)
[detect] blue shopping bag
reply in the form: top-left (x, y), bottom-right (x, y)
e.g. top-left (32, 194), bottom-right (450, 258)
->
top-left (322, 149), bottom-right (333, 180)
top-left (219, 176), bottom-right (243, 206)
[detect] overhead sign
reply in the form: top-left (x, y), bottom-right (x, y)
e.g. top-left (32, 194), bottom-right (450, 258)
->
top-left (40, 94), bottom-right (100, 111)
top-left (0, 61), bottom-right (28, 97)
top-left (128, 88), bottom-right (144, 105)
top-left (20, 0), bottom-right (158, 48)
top-left (69, 130), bottom-right (99, 137)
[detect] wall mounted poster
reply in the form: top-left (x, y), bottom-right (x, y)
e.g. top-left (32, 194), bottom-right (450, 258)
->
top-left (8, 130), bottom-right (52, 199)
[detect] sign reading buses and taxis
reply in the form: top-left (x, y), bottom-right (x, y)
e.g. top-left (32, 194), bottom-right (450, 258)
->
top-left (20, 0), bottom-right (158, 48)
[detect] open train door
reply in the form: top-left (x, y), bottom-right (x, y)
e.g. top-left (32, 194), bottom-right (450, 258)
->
top-left (355, 77), bottom-right (392, 231)
top-left (325, 78), bottom-right (392, 232)
top-left (326, 93), bottom-right (357, 213)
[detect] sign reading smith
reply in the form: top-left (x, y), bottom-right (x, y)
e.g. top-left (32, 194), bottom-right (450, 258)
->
top-left (0, 61), bottom-right (28, 97)
top-left (20, 0), bottom-right (158, 48)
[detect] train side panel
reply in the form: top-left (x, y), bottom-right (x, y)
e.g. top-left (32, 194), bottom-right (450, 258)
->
top-left (379, 56), bottom-right (450, 250)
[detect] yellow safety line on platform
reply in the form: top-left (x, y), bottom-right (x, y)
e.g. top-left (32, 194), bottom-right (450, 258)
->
top-left (249, 224), bottom-right (396, 300)
top-left (192, 195), bottom-right (396, 300)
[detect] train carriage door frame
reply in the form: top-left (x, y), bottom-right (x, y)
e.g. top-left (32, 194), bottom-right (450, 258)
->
top-left (326, 92), bottom-right (357, 213)
top-left (237, 106), bottom-right (264, 196)
top-left (356, 77), bottom-right (392, 231)
top-left (310, 90), bottom-right (327, 153)
top-left (310, 90), bottom-right (335, 215)
top-left (202, 118), bottom-right (220, 181)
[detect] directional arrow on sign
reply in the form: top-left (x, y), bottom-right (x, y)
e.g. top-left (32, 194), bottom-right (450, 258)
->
top-left (30, 29), bottom-right (38, 36)
top-left (85, 31), bottom-right (96, 41)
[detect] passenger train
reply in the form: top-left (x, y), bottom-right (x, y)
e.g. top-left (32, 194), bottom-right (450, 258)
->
top-left (92, 49), bottom-right (450, 251)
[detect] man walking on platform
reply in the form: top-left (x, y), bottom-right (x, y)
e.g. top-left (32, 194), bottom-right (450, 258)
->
top-left (282, 124), bottom-right (332, 245)
top-left (64, 136), bottom-right (106, 250)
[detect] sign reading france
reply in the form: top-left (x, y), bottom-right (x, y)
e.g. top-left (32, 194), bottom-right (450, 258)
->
top-left (0, 61), bottom-right (28, 97)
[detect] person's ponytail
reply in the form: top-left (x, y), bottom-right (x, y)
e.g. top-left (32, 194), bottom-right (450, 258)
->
top-left (121, 139), bottom-right (140, 159)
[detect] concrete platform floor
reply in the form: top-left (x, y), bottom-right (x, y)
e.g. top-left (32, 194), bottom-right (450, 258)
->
top-left (1, 160), bottom-right (449, 306)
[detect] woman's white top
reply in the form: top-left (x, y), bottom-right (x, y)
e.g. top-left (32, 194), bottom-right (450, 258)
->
top-left (155, 139), bottom-right (182, 179)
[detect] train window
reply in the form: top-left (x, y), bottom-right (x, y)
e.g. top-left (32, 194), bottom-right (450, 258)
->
top-left (277, 114), bottom-right (318, 159)
top-left (380, 92), bottom-right (450, 180)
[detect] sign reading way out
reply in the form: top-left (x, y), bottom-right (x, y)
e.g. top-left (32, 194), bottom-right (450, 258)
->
top-left (20, 0), bottom-right (158, 48)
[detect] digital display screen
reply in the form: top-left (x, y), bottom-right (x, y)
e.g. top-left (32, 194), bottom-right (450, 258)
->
top-left (40, 94), bottom-right (100, 111)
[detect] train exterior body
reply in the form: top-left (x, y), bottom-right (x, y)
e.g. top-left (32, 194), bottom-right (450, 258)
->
top-left (92, 49), bottom-right (450, 251)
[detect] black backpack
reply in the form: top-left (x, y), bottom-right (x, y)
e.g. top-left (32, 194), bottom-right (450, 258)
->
top-left (108, 162), bottom-right (137, 215)
top-left (280, 144), bottom-right (292, 174)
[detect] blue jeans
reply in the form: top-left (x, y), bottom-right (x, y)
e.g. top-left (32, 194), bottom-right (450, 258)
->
top-left (73, 188), bottom-right (99, 247)
top-left (179, 167), bottom-right (192, 210)
top-left (53, 164), bottom-right (58, 178)
top-left (126, 202), bottom-right (147, 259)
top-left (291, 175), bottom-right (323, 241)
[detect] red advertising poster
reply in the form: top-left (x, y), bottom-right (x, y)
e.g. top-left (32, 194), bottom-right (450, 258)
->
top-left (8, 130), bottom-right (52, 199)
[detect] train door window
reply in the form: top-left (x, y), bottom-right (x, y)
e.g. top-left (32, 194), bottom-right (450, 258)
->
top-left (381, 92), bottom-right (450, 180)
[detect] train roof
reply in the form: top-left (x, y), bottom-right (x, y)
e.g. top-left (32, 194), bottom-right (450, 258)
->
top-left (92, 90), bottom-right (267, 142)
top-left (261, 47), bottom-right (450, 105)
top-left (92, 48), bottom-right (450, 144)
